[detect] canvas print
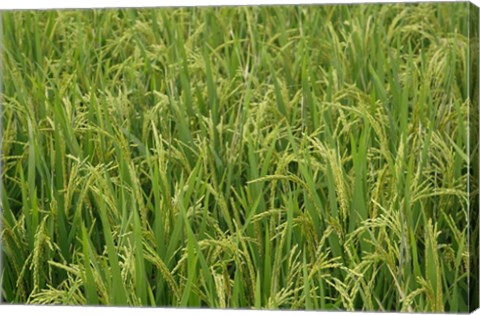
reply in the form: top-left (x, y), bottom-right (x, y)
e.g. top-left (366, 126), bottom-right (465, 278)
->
top-left (0, 1), bottom-right (479, 312)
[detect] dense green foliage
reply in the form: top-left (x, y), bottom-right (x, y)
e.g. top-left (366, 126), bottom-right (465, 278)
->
top-left (1, 3), bottom-right (478, 311)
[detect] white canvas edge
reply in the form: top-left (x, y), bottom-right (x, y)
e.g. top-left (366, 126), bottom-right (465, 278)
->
top-left (0, 0), bottom-right (477, 10)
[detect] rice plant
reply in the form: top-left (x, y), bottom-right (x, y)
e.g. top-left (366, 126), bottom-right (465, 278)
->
top-left (0, 2), bottom-right (478, 312)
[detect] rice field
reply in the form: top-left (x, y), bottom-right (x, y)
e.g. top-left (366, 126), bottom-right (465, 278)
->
top-left (1, 2), bottom-right (479, 312)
